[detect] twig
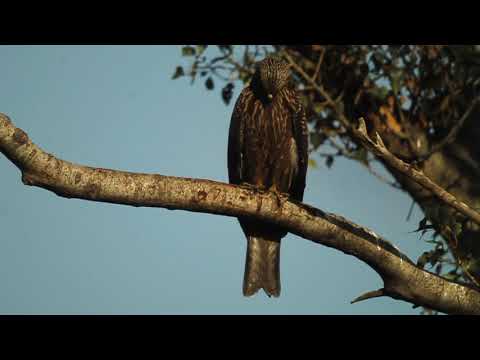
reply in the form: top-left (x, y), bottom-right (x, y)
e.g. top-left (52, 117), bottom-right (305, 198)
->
top-left (406, 200), bottom-right (415, 222)
top-left (351, 288), bottom-right (386, 304)
top-left (286, 52), bottom-right (400, 190)
top-left (285, 50), bottom-right (480, 228)
top-left (415, 96), bottom-right (480, 163)
top-left (284, 52), bottom-right (353, 131)
top-left (312, 46), bottom-right (326, 82)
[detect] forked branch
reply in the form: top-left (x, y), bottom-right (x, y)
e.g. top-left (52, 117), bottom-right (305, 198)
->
top-left (285, 51), bottom-right (480, 227)
top-left (355, 117), bottom-right (480, 226)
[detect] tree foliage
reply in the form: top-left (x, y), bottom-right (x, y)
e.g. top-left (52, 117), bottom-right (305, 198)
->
top-left (174, 45), bottom-right (480, 313)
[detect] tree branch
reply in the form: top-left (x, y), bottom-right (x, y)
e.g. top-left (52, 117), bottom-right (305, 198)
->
top-left (284, 51), bottom-right (480, 228)
top-left (415, 96), bottom-right (480, 163)
top-left (1, 112), bottom-right (480, 314)
top-left (355, 117), bottom-right (480, 226)
top-left (351, 288), bottom-right (386, 304)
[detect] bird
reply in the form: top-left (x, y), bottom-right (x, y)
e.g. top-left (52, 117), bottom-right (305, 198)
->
top-left (227, 56), bottom-right (309, 297)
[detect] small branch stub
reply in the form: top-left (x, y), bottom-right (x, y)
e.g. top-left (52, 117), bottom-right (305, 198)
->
top-left (351, 288), bottom-right (386, 304)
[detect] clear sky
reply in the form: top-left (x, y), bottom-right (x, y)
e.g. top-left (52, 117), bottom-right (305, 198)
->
top-left (0, 45), bottom-right (431, 314)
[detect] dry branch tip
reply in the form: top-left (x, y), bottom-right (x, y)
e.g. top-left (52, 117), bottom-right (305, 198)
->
top-left (351, 288), bottom-right (386, 304)
top-left (357, 117), bottom-right (368, 137)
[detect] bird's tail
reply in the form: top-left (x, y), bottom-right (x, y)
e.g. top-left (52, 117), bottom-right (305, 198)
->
top-left (243, 236), bottom-right (281, 297)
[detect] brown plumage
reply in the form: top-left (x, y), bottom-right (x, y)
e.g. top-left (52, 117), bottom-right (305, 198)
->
top-left (228, 57), bottom-right (309, 297)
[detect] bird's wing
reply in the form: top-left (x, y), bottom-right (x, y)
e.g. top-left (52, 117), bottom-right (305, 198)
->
top-left (289, 90), bottom-right (309, 202)
top-left (228, 87), bottom-right (249, 184)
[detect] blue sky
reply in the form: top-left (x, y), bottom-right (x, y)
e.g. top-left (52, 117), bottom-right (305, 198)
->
top-left (0, 45), bottom-right (431, 314)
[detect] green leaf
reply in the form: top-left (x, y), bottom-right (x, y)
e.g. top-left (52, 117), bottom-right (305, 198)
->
top-left (205, 77), bottom-right (214, 90)
top-left (424, 238), bottom-right (442, 245)
top-left (325, 155), bottom-right (334, 169)
top-left (429, 247), bottom-right (446, 267)
top-left (189, 62), bottom-right (198, 84)
top-left (313, 102), bottom-right (326, 114)
top-left (454, 222), bottom-right (463, 238)
top-left (416, 247), bottom-right (445, 270)
top-left (351, 147), bottom-right (368, 165)
top-left (196, 45), bottom-right (208, 55)
top-left (412, 217), bottom-right (435, 237)
top-left (310, 132), bottom-right (324, 149)
top-left (308, 159), bottom-right (318, 168)
top-left (440, 95), bottom-right (450, 113)
top-left (390, 70), bottom-right (403, 96)
top-left (182, 46), bottom-right (196, 57)
top-left (467, 259), bottom-right (480, 274)
top-left (423, 204), bottom-right (441, 224)
top-left (416, 217), bottom-right (428, 232)
top-left (171, 66), bottom-right (185, 80)
top-left (238, 70), bottom-right (252, 84)
top-left (221, 83), bottom-right (234, 105)
top-left (417, 252), bottom-right (429, 269)
top-left (443, 270), bottom-right (460, 281)
top-left (368, 86), bottom-right (389, 101)
top-left (219, 45), bottom-right (233, 53)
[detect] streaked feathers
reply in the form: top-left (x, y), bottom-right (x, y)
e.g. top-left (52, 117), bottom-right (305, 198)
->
top-left (228, 57), bottom-right (308, 297)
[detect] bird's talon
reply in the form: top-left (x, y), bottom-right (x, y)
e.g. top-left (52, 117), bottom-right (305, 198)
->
top-left (241, 182), bottom-right (266, 193)
top-left (271, 189), bottom-right (289, 208)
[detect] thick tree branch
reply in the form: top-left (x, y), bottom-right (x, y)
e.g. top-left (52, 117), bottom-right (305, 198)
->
top-left (1, 113), bottom-right (480, 314)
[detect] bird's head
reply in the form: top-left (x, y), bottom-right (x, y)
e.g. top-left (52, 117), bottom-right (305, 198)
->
top-left (255, 57), bottom-right (291, 99)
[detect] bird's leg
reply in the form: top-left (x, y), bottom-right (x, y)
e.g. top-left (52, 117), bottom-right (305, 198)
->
top-left (269, 185), bottom-right (290, 210)
top-left (240, 182), bottom-right (267, 194)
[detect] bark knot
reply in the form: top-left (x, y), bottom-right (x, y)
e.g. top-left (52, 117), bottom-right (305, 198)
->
top-left (85, 183), bottom-right (100, 198)
top-left (13, 128), bottom-right (29, 146)
top-left (197, 190), bottom-right (207, 201)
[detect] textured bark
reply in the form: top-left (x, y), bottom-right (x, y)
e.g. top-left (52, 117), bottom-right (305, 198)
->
top-left (354, 118), bottom-right (480, 226)
top-left (1, 112), bottom-right (480, 314)
top-left (370, 109), bottom-right (480, 284)
top-left (282, 46), bottom-right (480, 286)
